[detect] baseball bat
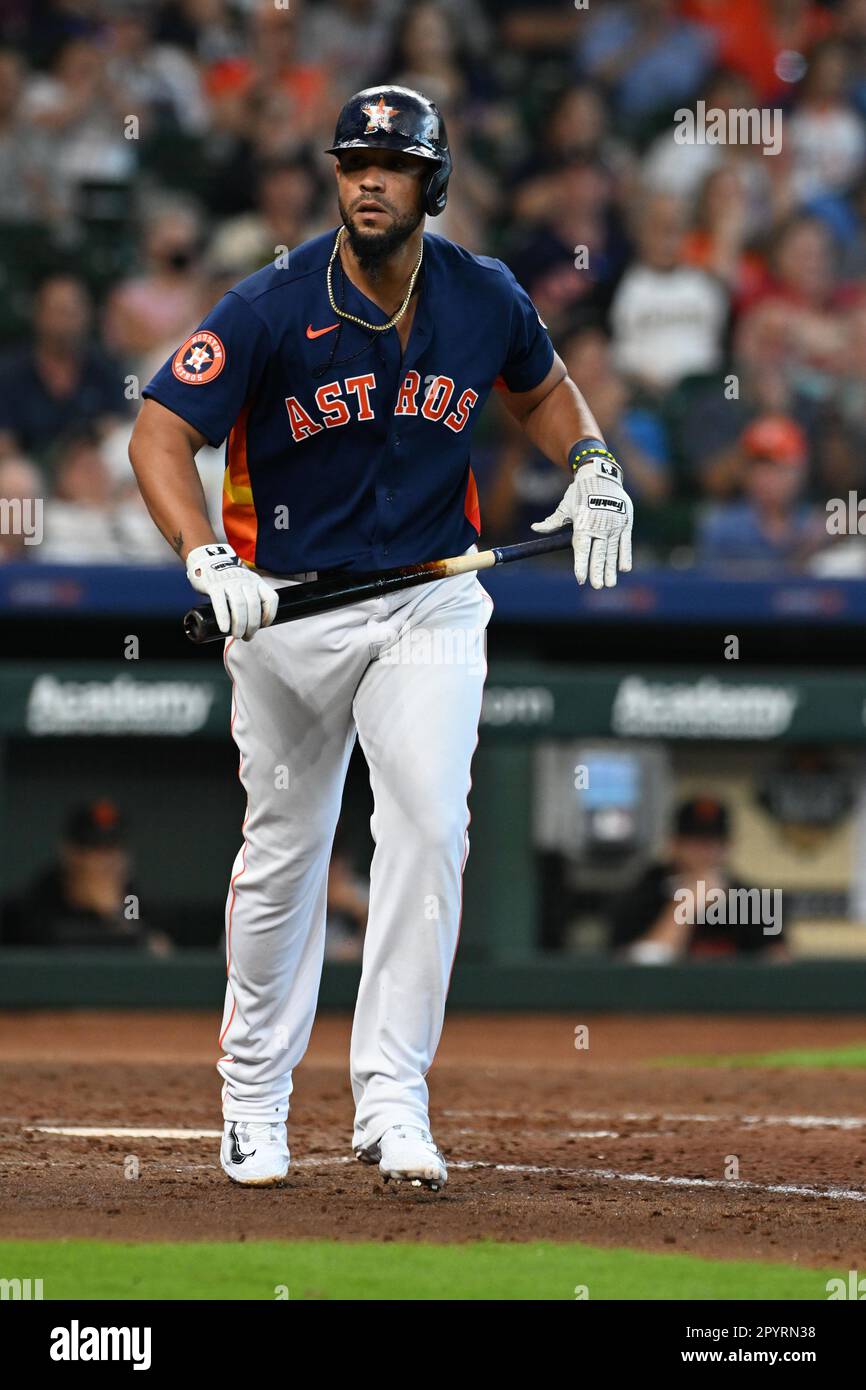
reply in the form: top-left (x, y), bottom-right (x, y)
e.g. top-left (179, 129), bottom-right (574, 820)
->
top-left (183, 526), bottom-right (574, 645)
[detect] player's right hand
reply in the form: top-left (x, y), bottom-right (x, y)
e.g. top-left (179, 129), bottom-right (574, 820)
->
top-left (185, 543), bottom-right (279, 641)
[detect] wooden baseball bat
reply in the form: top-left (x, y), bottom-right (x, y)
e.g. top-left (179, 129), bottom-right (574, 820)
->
top-left (183, 526), bottom-right (573, 645)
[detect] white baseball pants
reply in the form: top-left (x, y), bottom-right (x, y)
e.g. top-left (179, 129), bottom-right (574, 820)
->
top-left (216, 559), bottom-right (492, 1149)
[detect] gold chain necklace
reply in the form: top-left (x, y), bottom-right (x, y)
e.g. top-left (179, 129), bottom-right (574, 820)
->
top-left (326, 226), bottom-right (423, 333)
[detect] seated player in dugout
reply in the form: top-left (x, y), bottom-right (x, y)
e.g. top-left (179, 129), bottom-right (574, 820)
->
top-left (129, 86), bottom-right (634, 1191)
top-left (608, 796), bottom-right (789, 963)
top-left (1, 800), bottom-right (171, 955)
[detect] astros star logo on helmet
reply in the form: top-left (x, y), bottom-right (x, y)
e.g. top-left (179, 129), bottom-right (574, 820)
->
top-left (362, 96), bottom-right (399, 133)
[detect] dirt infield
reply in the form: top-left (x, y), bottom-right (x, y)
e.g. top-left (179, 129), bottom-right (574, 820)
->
top-left (1, 1011), bottom-right (866, 1268)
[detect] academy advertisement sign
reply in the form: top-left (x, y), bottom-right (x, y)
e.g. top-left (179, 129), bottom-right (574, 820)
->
top-left (26, 675), bottom-right (216, 736)
top-left (0, 663), bottom-right (860, 742)
top-left (611, 676), bottom-right (799, 740)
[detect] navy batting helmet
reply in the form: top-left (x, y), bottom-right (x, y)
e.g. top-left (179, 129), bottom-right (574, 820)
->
top-left (325, 85), bottom-right (452, 217)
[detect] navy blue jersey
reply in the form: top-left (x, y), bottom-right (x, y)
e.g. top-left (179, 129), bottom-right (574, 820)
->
top-left (143, 228), bottom-right (554, 574)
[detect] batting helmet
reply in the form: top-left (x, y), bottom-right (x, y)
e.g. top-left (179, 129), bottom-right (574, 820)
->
top-left (325, 85), bottom-right (452, 217)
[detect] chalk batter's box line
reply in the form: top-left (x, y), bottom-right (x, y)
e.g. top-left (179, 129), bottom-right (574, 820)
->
top-left (7, 1126), bottom-right (866, 1205)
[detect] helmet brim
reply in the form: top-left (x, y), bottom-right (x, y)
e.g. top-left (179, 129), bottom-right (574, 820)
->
top-left (325, 136), bottom-right (441, 162)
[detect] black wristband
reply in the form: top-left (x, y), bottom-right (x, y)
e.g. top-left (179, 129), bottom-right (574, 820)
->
top-left (568, 438), bottom-right (622, 479)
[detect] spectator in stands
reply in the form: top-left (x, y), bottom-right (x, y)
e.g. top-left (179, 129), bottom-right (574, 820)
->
top-left (676, 339), bottom-right (817, 498)
top-left (384, 1), bottom-right (502, 250)
top-left (836, 174), bottom-right (866, 283)
top-left (733, 218), bottom-right (866, 446)
top-left (207, 0), bottom-right (332, 157)
top-left (387, 0), bottom-right (487, 110)
top-left (300, 0), bottom-right (400, 90)
top-left (689, 216), bottom-right (859, 493)
top-left (153, 0), bottom-right (243, 66)
top-left (683, 0), bottom-right (834, 106)
top-left (23, 35), bottom-right (138, 197)
top-left (507, 158), bottom-right (627, 337)
top-left (609, 192), bottom-right (729, 394)
top-left (103, 200), bottom-right (206, 364)
top-left (496, 1), bottom-right (582, 57)
top-left (105, 0), bottom-right (208, 136)
top-left (301, 0), bottom-right (491, 91)
top-left (0, 276), bottom-right (128, 469)
top-left (643, 65), bottom-right (799, 260)
top-left (0, 455), bottom-right (44, 563)
top-left (36, 426), bottom-right (170, 563)
top-left (807, 409), bottom-right (866, 575)
top-left (696, 413), bottom-right (826, 569)
top-left (609, 795), bottom-right (788, 962)
top-left (197, 48), bottom-right (261, 219)
top-left (510, 82), bottom-right (635, 224)
top-left (0, 47), bottom-right (60, 223)
top-left (1, 800), bottom-right (172, 953)
top-left (810, 407), bottom-right (866, 502)
top-left (740, 214), bottom-right (861, 357)
top-left (681, 166), bottom-right (768, 302)
top-left (834, 301), bottom-right (866, 431)
top-left (205, 152), bottom-right (323, 281)
top-left (425, 113), bottom-right (500, 252)
top-left (640, 68), bottom-right (764, 204)
top-left (788, 39), bottom-right (866, 207)
top-left (578, 0), bottom-right (717, 136)
top-left (693, 350), bottom-right (863, 507)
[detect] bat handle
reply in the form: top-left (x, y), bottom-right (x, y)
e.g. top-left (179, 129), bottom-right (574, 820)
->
top-left (183, 607), bottom-right (220, 645)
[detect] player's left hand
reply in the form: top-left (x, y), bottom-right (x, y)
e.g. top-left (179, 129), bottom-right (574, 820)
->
top-left (532, 446), bottom-right (633, 589)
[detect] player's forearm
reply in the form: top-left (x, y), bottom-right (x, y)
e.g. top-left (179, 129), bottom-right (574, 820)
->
top-left (129, 410), bottom-right (216, 562)
top-left (519, 376), bottom-right (605, 469)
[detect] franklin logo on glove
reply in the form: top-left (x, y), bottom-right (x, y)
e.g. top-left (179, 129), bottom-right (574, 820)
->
top-left (589, 496), bottom-right (626, 511)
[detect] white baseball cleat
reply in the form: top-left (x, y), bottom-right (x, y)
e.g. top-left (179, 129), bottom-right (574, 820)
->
top-left (357, 1124), bottom-right (447, 1190)
top-left (220, 1120), bottom-right (289, 1186)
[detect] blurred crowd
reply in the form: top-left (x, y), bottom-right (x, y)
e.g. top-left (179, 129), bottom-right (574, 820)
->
top-left (1, 0), bottom-right (866, 572)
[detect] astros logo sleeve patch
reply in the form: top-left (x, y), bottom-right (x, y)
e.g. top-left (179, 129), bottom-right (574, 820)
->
top-left (172, 331), bottom-right (226, 385)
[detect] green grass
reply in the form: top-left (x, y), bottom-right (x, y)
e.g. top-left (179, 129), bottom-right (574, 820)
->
top-left (653, 1042), bottom-right (866, 1070)
top-left (0, 1239), bottom-right (837, 1300)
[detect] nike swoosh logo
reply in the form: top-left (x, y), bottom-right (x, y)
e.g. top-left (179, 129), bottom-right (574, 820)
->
top-left (306, 322), bottom-right (339, 339)
top-left (228, 1122), bottom-right (256, 1164)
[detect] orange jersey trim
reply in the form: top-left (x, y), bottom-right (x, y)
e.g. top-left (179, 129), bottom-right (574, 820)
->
top-left (223, 403), bottom-right (258, 564)
top-left (464, 466), bottom-right (481, 534)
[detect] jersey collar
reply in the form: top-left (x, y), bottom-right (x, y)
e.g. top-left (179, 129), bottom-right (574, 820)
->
top-left (330, 228), bottom-right (433, 365)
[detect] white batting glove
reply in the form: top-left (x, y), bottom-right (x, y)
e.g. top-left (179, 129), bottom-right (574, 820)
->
top-left (186, 542), bottom-right (279, 641)
top-left (532, 446), bottom-right (633, 589)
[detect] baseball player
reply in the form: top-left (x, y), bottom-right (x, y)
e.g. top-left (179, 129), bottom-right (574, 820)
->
top-left (130, 87), bottom-right (633, 1190)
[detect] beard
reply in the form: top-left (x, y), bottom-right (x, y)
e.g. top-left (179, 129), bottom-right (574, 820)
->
top-left (338, 195), bottom-right (424, 279)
